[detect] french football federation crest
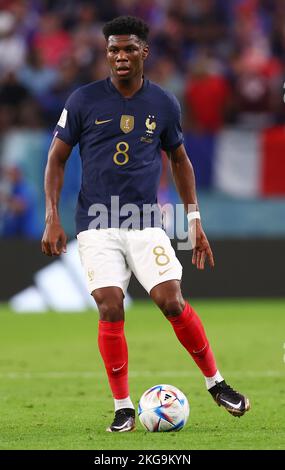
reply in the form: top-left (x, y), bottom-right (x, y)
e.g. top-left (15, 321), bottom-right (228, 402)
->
top-left (120, 115), bottom-right (134, 134)
top-left (87, 268), bottom-right (95, 282)
top-left (145, 115), bottom-right (157, 134)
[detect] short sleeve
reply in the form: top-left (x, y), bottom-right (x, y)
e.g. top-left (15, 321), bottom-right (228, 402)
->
top-left (160, 94), bottom-right (184, 151)
top-left (54, 89), bottom-right (82, 146)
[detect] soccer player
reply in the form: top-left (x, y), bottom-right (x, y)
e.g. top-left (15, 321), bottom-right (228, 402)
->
top-left (42, 16), bottom-right (250, 432)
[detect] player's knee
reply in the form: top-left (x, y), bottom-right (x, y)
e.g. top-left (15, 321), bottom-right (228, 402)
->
top-left (92, 290), bottom-right (124, 322)
top-left (97, 300), bottom-right (124, 322)
top-left (158, 296), bottom-right (185, 318)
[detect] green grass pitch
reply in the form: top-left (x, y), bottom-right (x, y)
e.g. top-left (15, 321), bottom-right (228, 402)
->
top-left (0, 299), bottom-right (285, 450)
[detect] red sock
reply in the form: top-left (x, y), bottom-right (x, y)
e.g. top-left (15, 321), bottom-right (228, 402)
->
top-left (167, 302), bottom-right (217, 377)
top-left (98, 320), bottom-right (129, 399)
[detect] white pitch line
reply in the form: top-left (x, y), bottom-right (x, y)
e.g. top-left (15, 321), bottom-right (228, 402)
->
top-left (0, 370), bottom-right (283, 379)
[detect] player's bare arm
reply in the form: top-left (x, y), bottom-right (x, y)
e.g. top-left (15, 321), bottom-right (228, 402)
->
top-left (167, 144), bottom-right (215, 270)
top-left (41, 137), bottom-right (72, 256)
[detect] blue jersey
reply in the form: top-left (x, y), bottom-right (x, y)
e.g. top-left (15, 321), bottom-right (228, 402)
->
top-left (54, 77), bottom-right (183, 233)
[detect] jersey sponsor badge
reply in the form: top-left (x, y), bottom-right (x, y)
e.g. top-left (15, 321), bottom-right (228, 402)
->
top-left (120, 115), bottom-right (134, 134)
top-left (57, 108), bottom-right (68, 128)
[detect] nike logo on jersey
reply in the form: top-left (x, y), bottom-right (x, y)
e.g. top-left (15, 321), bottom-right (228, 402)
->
top-left (112, 363), bottom-right (126, 372)
top-left (95, 118), bottom-right (113, 125)
top-left (159, 268), bottom-right (171, 276)
top-left (220, 398), bottom-right (242, 410)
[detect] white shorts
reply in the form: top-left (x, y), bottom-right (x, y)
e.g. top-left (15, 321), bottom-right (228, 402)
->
top-left (77, 228), bottom-right (182, 295)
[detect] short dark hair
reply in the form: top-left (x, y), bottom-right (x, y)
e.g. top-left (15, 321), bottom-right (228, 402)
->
top-left (103, 16), bottom-right (149, 43)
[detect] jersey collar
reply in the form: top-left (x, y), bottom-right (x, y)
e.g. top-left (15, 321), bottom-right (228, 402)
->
top-left (105, 76), bottom-right (149, 99)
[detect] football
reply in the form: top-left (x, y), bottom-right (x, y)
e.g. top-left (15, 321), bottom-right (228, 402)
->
top-left (138, 384), bottom-right (190, 432)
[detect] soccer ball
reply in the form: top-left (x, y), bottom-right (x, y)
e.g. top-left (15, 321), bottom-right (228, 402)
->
top-left (138, 384), bottom-right (190, 432)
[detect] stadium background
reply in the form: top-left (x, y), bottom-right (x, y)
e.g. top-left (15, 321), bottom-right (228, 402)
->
top-left (0, 0), bottom-right (285, 451)
top-left (1, 0), bottom-right (285, 302)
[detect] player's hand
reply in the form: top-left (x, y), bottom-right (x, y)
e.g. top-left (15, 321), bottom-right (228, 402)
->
top-left (191, 221), bottom-right (214, 270)
top-left (41, 222), bottom-right (67, 256)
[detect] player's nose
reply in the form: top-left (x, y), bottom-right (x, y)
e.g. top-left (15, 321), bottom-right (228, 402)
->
top-left (116, 50), bottom-right (128, 61)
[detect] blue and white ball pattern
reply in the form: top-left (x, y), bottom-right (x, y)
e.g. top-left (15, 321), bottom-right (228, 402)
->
top-left (138, 384), bottom-right (190, 432)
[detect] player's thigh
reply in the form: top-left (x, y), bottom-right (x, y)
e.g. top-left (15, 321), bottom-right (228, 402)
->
top-left (126, 228), bottom-right (182, 294)
top-left (77, 229), bottom-right (131, 295)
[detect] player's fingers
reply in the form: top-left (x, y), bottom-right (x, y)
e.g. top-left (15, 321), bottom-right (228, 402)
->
top-left (41, 240), bottom-right (48, 255)
top-left (60, 232), bottom-right (67, 253)
top-left (206, 246), bottom-right (215, 268)
top-left (192, 248), bottom-right (197, 265)
top-left (50, 240), bottom-right (60, 256)
top-left (41, 240), bottom-right (46, 254)
top-left (42, 241), bottom-right (52, 256)
top-left (47, 245), bottom-right (54, 257)
top-left (196, 250), bottom-right (202, 269)
top-left (199, 251), bottom-right (206, 270)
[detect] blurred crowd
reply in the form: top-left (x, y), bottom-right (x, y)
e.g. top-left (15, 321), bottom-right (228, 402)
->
top-left (0, 0), bottom-right (285, 237)
top-left (1, 0), bottom-right (285, 131)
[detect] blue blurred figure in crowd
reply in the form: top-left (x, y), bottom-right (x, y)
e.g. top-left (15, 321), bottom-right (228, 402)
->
top-left (0, 165), bottom-right (40, 238)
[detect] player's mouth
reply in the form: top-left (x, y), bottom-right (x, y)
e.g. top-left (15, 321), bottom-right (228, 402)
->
top-left (116, 66), bottom-right (131, 76)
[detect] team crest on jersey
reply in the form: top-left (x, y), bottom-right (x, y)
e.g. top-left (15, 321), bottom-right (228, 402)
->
top-left (145, 115), bottom-right (156, 134)
top-left (120, 115), bottom-right (134, 134)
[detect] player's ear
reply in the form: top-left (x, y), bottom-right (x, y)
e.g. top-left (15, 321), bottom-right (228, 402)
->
top-left (142, 44), bottom-right (149, 61)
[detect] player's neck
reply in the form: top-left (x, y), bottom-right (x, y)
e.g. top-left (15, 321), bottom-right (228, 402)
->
top-left (110, 75), bottom-right (144, 98)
